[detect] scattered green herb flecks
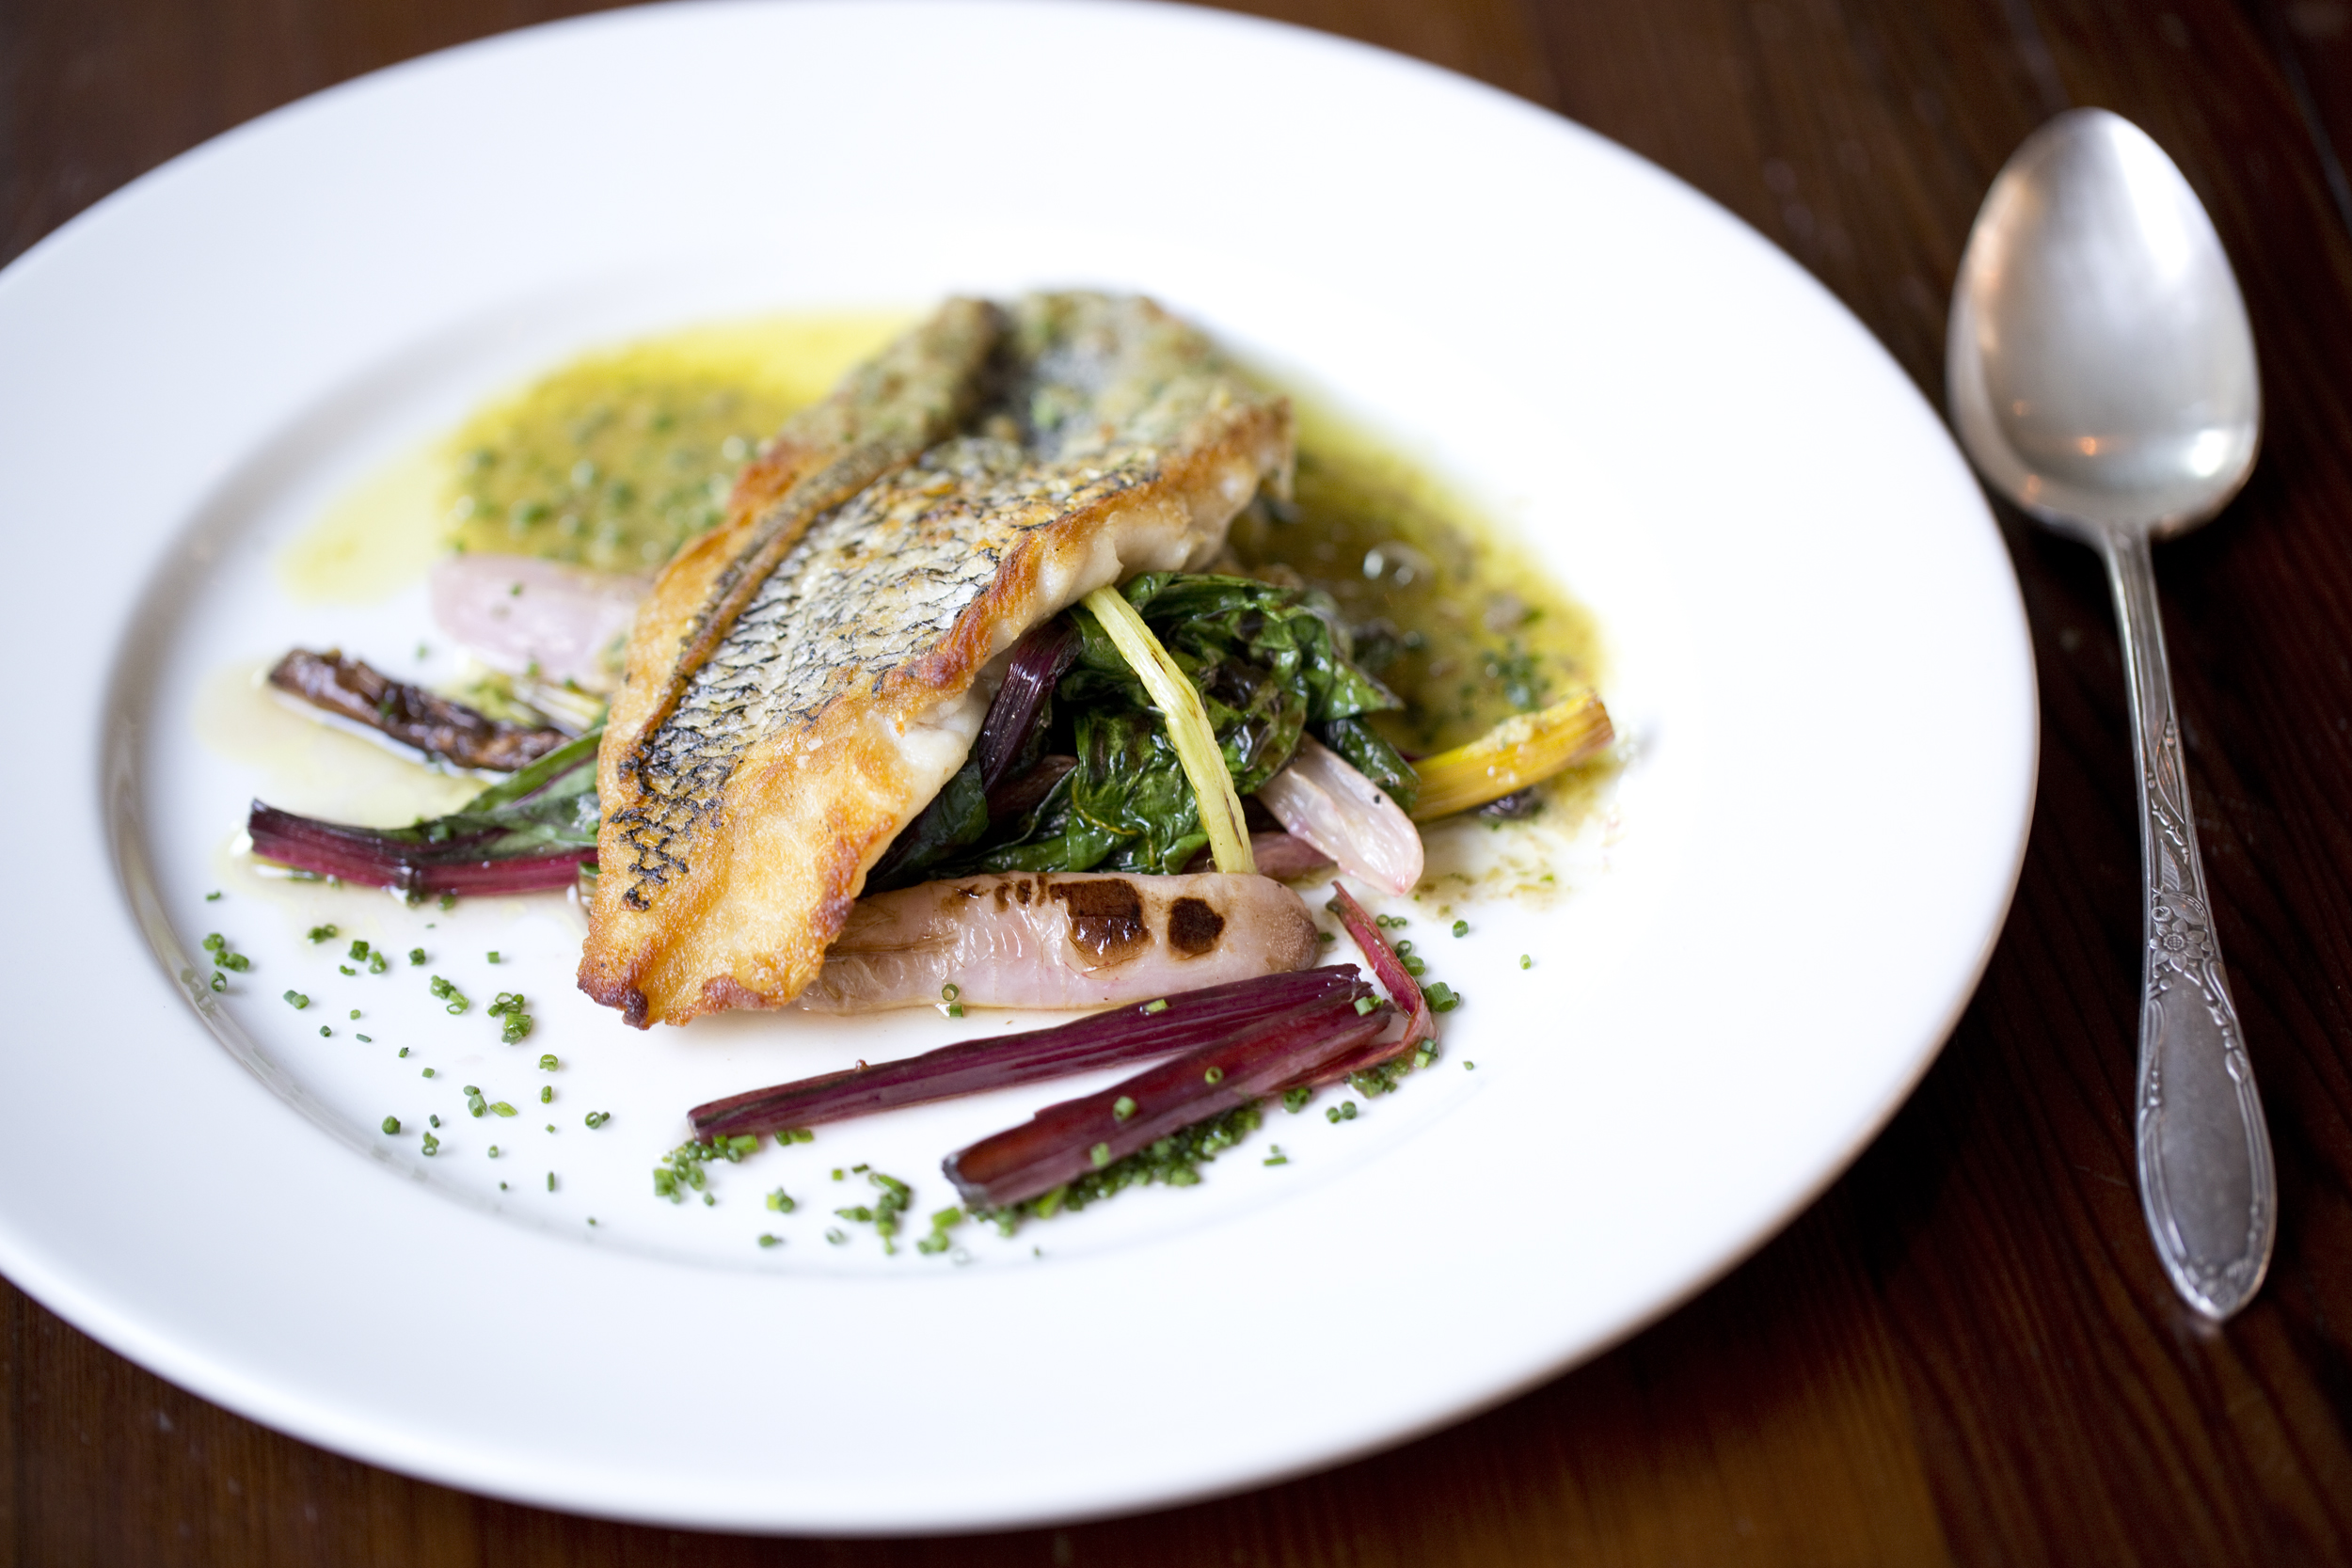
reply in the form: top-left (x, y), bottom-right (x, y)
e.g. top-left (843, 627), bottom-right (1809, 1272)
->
top-left (209, 972), bottom-right (227, 993)
top-left (1326, 1100), bottom-right (1359, 1123)
top-left (429, 975), bottom-right (470, 1014)
top-left (381, 1116), bottom-right (401, 1135)
top-left (408, 947), bottom-right (427, 966)
top-left (983, 1102), bottom-right (1265, 1234)
top-left (357, 1034), bottom-right (372, 1042)
top-left (1452, 919), bottom-right (1470, 938)
top-left (487, 951), bottom-right (501, 964)
top-left (367, 952), bottom-right (388, 974)
top-left (1425, 981), bottom-right (1461, 1013)
top-left (915, 1207), bottom-right (964, 1255)
top-left (538, 1053), bottom-right (559, 1071)
top-left (421, 1132), bottom-right (440, 1156)
top-left (831, 1169), bottom-right (913, 1253)
top-left (1283, 1086), bottom-right (1313, 1114)
top-left (319, 1025), bottom-right (331, 1037)
top-left (775, 1127), bottom-right (814, 1145)
top-left (1520, 954), bottom-right (1533, 969)
top-left (650, 1132), bottom-right (760, 1202)
top-left (307, 924), bottom-right (339, 943)
top-left (1263, 1145), bottom-right (1289, 1166)
top-left (766, 1187), bottom-right (796, 1213)
top-left (486, 991), bottom-right (532, 1043)
top-left (539, 1085), bottom-right (552, 1104)
top-left (348, 939), bottom-right (371, 962)
top-left (584, 1111), bottom-right (610, 1130)
top-left (337, 965), bottom-right (355, 976)
top-left (1142, 998), bottom-right (1169, 1015)
top-left (205, 891), bottom-right (222, 902)
top-left (1112, 1095), bottom-right (1138, 1122)
top-left (758, 1233), bottom-right (783, 1248)
top-left (282, 990), bottom-right (309, 1010)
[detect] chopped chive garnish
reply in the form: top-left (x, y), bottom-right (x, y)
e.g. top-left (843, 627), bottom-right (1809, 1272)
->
top-left (758, 1234), bottom-right (783, 1248)
top-left (1090, 1142), bottom-right (1113, 1168)
top-left (767, 1188), bottom-right (796, 1212)
top-left (1452, 919), bottom-right (1469, 937)
top-left (1283, 1086), bottom-right (1312, 1113)
top-left (941, 983), bottom-right (960, 1002)
top-left (1353, 995), bottom-right (1376, 1016)
top-left (1263, 1146), bottom-right (1289, 1166)
top-left (537, 1053), bottom-right (559, 1071)
top-left (1519, 954), bottom-right (1532, 969)
top-left (584, 1111), bottom-right (610, 1129)
top-left (1203, 1066), bottom-right (1224, 1085)
top-left (205, 891), bottom-right (221, 901)
top-left (1142, 997), bottom-right (1169, 1015)
top-left (547, 1172), bottom-right (556, 1191)
top-left (306, 925), bottom-right (338, 943)
top-left (421, 1068), bottom-right (435, 1078)
top-left (381, 1116), bottom-right (401, 1134)
top-left (208, 972), bottom-right (226, 993)
top-left (486, 951), bottom-right (501, 963)
top-left (1112, 1095), bottom-right (1137, 1122)
top-left (421, 1132), bottom-right (439, 1155)
top-left (408, 947), bottom-right (426, 966)
top-left (357, 1034), bottom-right (372, 1042)
top-left (539, 1085), bottom-right (552, 1104)
top-left (282, 990), bottom-right (309, 1010)
top-left (348, 1008), bottom-right (360, 1020)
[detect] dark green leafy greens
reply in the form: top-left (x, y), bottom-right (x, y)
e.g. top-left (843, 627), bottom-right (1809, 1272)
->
top-left (874, 573), bottom-right (1415, 886)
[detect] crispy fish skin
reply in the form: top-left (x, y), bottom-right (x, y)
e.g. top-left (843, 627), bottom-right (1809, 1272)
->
top-left (580, 294), bottom-right (1294, 1027)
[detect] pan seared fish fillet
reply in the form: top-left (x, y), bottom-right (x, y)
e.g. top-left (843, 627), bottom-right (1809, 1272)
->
top-left (580, 293), bottom-right (1295, 1027)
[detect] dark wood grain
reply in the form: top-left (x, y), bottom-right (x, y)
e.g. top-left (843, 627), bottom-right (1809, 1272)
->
top-left (8, 0), bottom-right (2352, 1563)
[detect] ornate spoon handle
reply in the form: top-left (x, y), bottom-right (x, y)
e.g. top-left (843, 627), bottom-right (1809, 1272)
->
top-left (2101, 528), bottom-right (2276, 1320)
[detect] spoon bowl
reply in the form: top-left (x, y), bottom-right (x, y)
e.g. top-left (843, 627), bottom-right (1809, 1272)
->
top-left (1949, 109), bottom-right (2261, 541)
top-left (1948, 107), bottom-right (2276, 1322)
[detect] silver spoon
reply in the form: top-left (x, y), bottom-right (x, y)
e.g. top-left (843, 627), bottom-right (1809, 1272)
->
top-left (1948, 107), bottom-right (2273, 1320)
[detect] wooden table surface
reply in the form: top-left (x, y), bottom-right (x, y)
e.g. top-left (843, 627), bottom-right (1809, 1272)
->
top-left (8, 0), bottom-right (2352, 1561)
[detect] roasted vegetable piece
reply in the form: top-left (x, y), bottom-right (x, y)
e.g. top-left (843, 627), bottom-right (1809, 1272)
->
top-left (268, 648), bottom-right (573, 771)
top-left (691, 966), bottom-right (1374, 1139)
top-left (1408, 691), bottom-right (1613, 820)
top-left (943, 990), bottom-right (1394, 1209)
top-left (246, 728), bottom-right (601, 895)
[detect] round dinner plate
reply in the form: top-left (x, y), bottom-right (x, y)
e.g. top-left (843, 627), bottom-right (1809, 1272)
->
top-left (0, 0), bottom-right (2034, 1534)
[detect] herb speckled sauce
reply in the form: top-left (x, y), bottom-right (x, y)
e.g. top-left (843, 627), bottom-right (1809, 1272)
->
top-left (457, 311), bottom-right (1608, 813)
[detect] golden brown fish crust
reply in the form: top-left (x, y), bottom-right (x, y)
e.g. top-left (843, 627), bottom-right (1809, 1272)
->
top-left (580, 295), bottom-right (1294, 1027)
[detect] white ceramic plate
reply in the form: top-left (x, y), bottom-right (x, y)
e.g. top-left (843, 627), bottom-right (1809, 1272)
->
top-left (0, 0), bottom-right (2034, 1533)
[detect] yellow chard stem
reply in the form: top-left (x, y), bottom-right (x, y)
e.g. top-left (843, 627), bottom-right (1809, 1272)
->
top-left (1409, 691), bottom-right (1615, 821)
top-left (1081, 585), bottom-right (1257, 875)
